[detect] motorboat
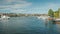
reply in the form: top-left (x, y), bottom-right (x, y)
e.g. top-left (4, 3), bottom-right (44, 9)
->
top-left (37, 16), bottom-right (50, 20)
top-left (55, 18), bottom-right (60, 22)
top-left (0, 15), bottom-right (10, 20)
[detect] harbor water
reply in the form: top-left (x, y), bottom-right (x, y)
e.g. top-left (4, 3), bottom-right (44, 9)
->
top-left (0, 16), bottom-right (60, 34)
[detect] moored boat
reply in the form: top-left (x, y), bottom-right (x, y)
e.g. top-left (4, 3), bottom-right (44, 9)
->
top-left (37, 16), bottom-right (50, 20)
top-left (0, 15), bottom-right (10, 20)
top-left (55, 18), bottom-right (60, 22)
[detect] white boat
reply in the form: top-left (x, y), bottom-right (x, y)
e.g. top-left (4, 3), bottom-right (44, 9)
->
top-left (37, 16), bottom-right (50, 20)
top-left (0, 15), bottom-right (10, 20)
top-left (55, 18), bottom-right (60, 21)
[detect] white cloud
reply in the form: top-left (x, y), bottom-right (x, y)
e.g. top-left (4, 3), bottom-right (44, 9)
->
top-left (11, 9), bottom-right (26, 13)
top-left (11, 3), bottom-right (32, 9)
top-left (0, 0), bottom-right (32, 13)
top-left (0, 0), bottom-right (32, 7)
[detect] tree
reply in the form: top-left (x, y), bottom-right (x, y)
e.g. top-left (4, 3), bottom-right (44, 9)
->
top-left (48, 9), bottom-right (54, 17)
top-left (54, 11), bottom-right (59, 18)
top-left (58, 8), bottom-right (60, 18)
top-left (58, 8), bottom-right (60, 12)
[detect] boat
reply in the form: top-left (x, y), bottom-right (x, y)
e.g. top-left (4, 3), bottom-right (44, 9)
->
top-left (55, 18), bottom-right (60, 22)
top-left (37, 16), bottom-right (50, 20)
top-left (0, 15), bottom-right (10, 20)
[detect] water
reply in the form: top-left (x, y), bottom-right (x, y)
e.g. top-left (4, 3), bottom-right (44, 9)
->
top-left (0, 16), bottom-right (60, 34)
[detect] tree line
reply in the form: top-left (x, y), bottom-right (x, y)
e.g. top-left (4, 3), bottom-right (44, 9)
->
top-left (48, 8), bottom-right (60, 18)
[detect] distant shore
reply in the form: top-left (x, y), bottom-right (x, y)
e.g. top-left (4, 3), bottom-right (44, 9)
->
top-left (0, 13), bottom-right (48, 17)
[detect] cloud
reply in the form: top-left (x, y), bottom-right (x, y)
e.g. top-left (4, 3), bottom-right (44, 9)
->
top-left (11, 2), bottom-right (32, 9)
top-left (0, 0), bottom-right (32, 13)
top-left (11, 9), bottom-right (26, 13)
top-left (0, 0), bottom-right (32, 7)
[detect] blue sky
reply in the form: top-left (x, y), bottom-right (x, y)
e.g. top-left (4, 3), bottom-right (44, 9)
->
top-left (0, 0), bottom-right (60, 14)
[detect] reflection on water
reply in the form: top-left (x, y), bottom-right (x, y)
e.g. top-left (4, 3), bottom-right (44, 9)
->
top-left (45, 20), bottom-right (56, 34)
top-left (0, 19), bottom-right (9, 34)
top-left (0, 17), bottom-right (60, 34)
top-left (56, 24), bottom-right (60, 33)
top-left (1, 20), bottom-right (9, 22)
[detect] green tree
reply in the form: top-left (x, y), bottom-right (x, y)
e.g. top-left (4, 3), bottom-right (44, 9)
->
top-left (54, 11), bottom-right (59, 18)
top-left (58, 8), bottom-right (60, 18)
top-left (48, 9), bottom-right (54, 17)
top-left (58, 8), bottom-right (60, 12)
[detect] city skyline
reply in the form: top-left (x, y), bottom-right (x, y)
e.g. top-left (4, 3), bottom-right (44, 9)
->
top-left (0, 0), bottom-right (60, 14)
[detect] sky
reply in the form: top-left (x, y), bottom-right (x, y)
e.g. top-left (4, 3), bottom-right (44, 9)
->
top-left (0, 0), bottom-right (60, 14)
